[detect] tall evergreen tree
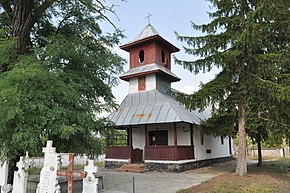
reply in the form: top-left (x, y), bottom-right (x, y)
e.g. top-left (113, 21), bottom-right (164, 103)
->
top-left (174, 0), bottom-right (289, 176)
top-left (0, 0), bottom-right (125, 183)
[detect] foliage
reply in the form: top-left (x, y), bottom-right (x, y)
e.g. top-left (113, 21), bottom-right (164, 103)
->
top-left (174, 0), bottom-right (289, 175)
top-left (0, 0), bottom-right (125, 164)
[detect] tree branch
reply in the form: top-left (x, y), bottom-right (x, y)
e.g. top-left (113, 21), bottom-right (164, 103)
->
top-left (82, 0), bottom-right (120, 29)
top-left (36, 0), bottom-right (56, 18)
top-left (0, 0), bottom-right (13, 19)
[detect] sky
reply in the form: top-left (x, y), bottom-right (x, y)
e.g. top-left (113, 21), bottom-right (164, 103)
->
top-left (101, 0), bottom-right (219, 104)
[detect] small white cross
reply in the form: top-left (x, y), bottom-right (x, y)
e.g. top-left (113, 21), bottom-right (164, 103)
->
top-left (16, 156), bottom-right (26, 170)
top-left (42, 140), bottom-right (56, 154)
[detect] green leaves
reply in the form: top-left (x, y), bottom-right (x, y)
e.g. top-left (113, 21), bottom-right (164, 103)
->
top-left (0, 1), bottom-right (126, 162)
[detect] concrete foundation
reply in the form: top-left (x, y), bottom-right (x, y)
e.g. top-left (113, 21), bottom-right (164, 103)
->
top-left (106, 156), bottom-right (234, 172)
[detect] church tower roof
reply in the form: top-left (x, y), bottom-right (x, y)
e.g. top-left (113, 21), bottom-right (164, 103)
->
top-left (130, 24), bottom-right (159, 43)
top-left (120, 24), bottom-right (179, 53)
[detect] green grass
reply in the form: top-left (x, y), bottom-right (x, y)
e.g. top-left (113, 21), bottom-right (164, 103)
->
top-left (177, 158), bottom-right (290, 193)
top-left (201, 182), bottom-right (277, 193)
top-left (27, 161), bottom-right (105, 174)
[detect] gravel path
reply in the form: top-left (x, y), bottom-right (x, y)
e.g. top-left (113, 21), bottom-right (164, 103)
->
top-left (99, 160), bottom-right (256, 193)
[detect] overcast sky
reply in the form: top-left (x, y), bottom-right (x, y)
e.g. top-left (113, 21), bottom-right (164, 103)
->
top-left (101, 0), bottom-right (219, 104)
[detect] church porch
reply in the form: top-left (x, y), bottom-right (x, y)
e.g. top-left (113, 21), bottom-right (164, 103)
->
top-left (105, 123), bottom-right (195, 168)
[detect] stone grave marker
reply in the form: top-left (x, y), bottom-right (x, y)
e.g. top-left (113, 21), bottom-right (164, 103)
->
top-left (82, 160), bottom-right (98, 193)
top-left (12, 156), bottom-right (28, 193)
top-left (1, 184), bottom-right (12, 193)
top-left (36, 140), bottom-right (61, 193)
top-left (0, 161), bottom-right (8, 191)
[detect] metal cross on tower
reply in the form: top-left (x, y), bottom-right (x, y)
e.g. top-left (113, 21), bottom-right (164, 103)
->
top-left (145, 12), bottom-right (153, 24)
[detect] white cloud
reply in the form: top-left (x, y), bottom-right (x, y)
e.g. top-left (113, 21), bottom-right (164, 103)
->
top-left (182, 85), bottom-right (197, 94)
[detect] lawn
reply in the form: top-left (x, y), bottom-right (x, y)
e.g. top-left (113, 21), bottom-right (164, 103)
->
top-left (178, 158), bottom-right (290, 193)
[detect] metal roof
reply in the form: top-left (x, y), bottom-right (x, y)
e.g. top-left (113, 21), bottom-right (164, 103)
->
top-left (129, 24), bottom-right (159, 43)
top-left (109, 90), bottom-right (211, 127)
top-left (120, 24), bottom-right (180, 53)
top-left (120, 63), bottom-right (181, 82)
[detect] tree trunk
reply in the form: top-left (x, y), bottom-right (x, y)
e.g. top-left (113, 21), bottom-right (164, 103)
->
top-left (235, 101), bottom-right (247, 176)
top-left (257, 137), bottom-right (262, 166)
top-left (12, 0), bottom-right (35, 55)
top-left (6, 0), bottom-right (35, 184)
top-left (7, 156), bottom-right (19, 185)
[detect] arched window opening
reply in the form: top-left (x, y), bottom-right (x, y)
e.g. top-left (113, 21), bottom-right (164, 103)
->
top-left (161, 50), bottom-right (165, 63)
top-left (139, 50), bottom-right (145, 63)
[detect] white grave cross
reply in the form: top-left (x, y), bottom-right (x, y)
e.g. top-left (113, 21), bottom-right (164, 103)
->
top-left (12, 156), bottom-right (28, 193)
top-left (82, 160), bottom-right (98, 193)
top-left (0, 161), bottom-right (9, 189)
top-left (37, 140), bottom-right (61, 193)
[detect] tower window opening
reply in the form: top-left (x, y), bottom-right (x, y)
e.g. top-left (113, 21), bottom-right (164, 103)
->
top-left (161, 50), bottom-right (165, 63)
top-left (139, 50), bottom-right (145, 63)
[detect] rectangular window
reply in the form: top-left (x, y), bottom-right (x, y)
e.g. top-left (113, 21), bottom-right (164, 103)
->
top-left (138, 76), bottom-right (146, 91)
top-left (201, 134), bottom-right (204, 145)
top-left (149, 130), bottom-right (168, 146)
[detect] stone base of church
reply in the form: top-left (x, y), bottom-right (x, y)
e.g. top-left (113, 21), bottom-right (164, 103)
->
top-left (104, 159), bottom-right (130, 169)
top-left (105, 156), bottom-right (234, 172)
top-left (145, 156), bottom-right (234, 172)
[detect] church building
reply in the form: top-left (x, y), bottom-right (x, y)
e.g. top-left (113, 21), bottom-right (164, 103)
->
top-left (105, 24), bottom-right (233, 172)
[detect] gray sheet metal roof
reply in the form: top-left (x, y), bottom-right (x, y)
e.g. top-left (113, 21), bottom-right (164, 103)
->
top-left (109, 90), bottom-right (211, 127)
top-left (120, 24), bottom-right (180, 53)
top-left (120, 63), bottom-right (181, 82)
top-left (129, 24), bottom-right (159, 43)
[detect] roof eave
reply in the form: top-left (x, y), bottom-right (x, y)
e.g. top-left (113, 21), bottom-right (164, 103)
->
top-left (120, 70), bottom-right (181, 82)
top-left (120, 35), bottom-right (180, 53)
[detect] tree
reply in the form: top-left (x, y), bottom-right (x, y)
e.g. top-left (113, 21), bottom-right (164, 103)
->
top-left (0, 0), bottom-right (125, 183)
top-left (174, 0), bottom-right (289, 176)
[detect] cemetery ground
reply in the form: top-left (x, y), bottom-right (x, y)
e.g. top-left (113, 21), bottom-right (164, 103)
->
top-left (178, 158), bottom-right (290, 193)
top-left (25, 157), bottom-right (289, 193)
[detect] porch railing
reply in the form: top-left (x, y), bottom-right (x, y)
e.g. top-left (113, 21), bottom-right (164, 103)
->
top-left (105, 146), bottom-right (132, 159)
top-left (144, 145), bottom-right (194, 161)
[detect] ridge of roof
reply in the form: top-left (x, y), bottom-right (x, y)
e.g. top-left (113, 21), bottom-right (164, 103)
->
top-left (129, 24), bottom-right (159, 43)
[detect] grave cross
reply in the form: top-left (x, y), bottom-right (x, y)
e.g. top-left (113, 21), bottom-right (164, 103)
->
top-left (57, 153), bottom-right (86, 193)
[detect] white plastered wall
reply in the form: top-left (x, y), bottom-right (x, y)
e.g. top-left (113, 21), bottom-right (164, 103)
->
top-left (132, 126), bottom-right (145, 150)
top-left (128, 74), bottom-right (157, 94)
top-left (131, 123), bottom-right (233, 161)
top-left (156, 75), bottom-right (171, 94)
top-left (129, 77), bottom-right (138, 93)
top-left (193, 128), bottom-right (233, 160)
top-left (146, 74), bottom-right (156, 91)
top-left (133, 123), bottom-right (192, 148)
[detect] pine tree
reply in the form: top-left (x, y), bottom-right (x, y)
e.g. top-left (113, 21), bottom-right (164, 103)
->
top-left (174, 0), bottom-right (289, 176)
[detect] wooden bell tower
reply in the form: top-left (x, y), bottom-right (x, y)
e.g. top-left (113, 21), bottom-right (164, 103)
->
top-left (120, 24), bottom-right (179, 70)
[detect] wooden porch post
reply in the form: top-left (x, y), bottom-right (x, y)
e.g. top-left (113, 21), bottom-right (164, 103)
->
top-left (190, 124), bottom-right (194, 146)
top-left (107, 127), bottom-right (110, 146)
top-left (127, 127), bottom-right (129, 146)
top-left (145, 125), bottom-right (148, 146)
top-left (190, 124), bottom-right (195, 159)
top-left (128, 126), bottom-right (132, 147)
top-left (173, 123), bottom-right (177, 146)
top-left (129, 126), bottom-right (133, 162)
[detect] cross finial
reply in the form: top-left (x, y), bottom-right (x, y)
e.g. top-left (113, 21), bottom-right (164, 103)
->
top-left (145, 12), bottom-right (153, 24)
